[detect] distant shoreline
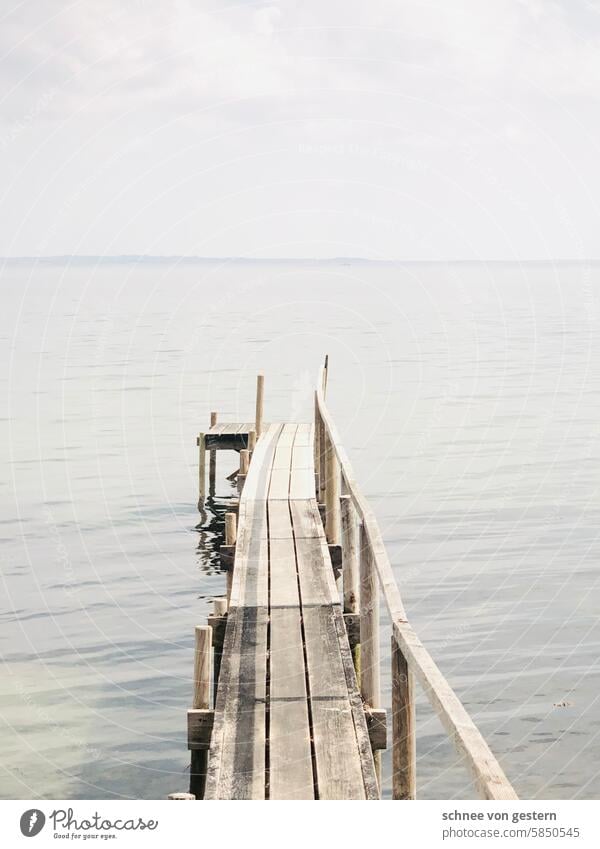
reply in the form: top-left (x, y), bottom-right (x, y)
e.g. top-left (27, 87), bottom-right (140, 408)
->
top-left (2, 256), bottom-right (600, 266)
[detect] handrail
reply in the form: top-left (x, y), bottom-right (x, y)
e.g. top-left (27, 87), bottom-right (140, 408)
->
top-left (315, 361), bottom-right (517, 801)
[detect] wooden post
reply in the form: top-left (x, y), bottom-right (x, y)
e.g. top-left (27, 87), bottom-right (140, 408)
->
top-left (212, 597), bottom-right (228, 701)
top-left (191, 625), bottom-right (212, 798)
top-left (209, 412), bottom-right (217, 495)
top-left (314, 396), bottom-right (321, 497)
top-left (316, 392), bottom-right (327, 504)
top-left (197, 432), bottom-right (206, 510)
top-left (193, 625), bottom-right (212, 710)
top-left (392, 636), bottom-right (416, 800)
top-left (225, 512), bottom-right (237, 603)
top-left (214, 597), bottom-right (228, 617)
top-left (360, 524), bottom-right (381, 791)
top-left (340, 495), bottom-right (358, 613)
top-left (248, 429), bottom-right (256, 457)
top-left (255, 374), bottom-right (264, 439)
top-left (325, 434), bottom-right (340, 544)
top-left (238, 449), bottom-right (249, 493)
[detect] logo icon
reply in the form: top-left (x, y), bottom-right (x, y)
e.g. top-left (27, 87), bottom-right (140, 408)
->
top-left (19, 810), bottom-right (45, 837)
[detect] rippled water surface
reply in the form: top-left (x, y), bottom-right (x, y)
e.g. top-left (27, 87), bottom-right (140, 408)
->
top-left (1, 259), bottom-right (599, 799)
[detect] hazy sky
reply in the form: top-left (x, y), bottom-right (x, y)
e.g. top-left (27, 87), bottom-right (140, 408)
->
top-left (2, 0), bottom-right (600, 259)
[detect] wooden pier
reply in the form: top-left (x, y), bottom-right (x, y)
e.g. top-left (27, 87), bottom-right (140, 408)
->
top-left (181, 362), bottom-right (517, 801)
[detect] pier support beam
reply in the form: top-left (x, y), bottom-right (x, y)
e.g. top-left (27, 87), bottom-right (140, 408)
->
top-left (392, 637), bottom-right (416, 799)
top-left (189, 625), bottom-right (213, 799)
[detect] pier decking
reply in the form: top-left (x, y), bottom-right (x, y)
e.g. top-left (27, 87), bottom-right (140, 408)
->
top-left (205, 422), bottom-right (378, 799)
top-left (181, 361), bottom-right (518, 801)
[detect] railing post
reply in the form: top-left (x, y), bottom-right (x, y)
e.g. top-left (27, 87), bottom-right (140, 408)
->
top-left (197, 432), bottom-right (206, 510)
top-left (341, 495), bottom-right (358, 613)
top-left (190, 625), bottom-right (212, 798)
top-left (392, 636), bottom-right (416, 799)
top-left (255, 374), bottom-right (264, 439)
top-left (360, 523), bottom-right (381, 790)
top-left (209, 412), bottom-right (217, 495)
top-left (325, 434), bottom-right (340, 544)
top-left (314, 395), bottom-right (321, 498)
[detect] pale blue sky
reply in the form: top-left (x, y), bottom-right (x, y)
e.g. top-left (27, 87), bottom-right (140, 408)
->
top-left (1, 0), bottom-right (600, 259)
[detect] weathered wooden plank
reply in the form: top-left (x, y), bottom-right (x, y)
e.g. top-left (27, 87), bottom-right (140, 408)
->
top-left (289, 499), bottom-right (325, 539)
top-left (295, 535), bottom-right (339, 608)
top-left (216, 606), bottom-right (268, 799)
top-left (267, 500), bottom-right (293, 539)
top-left (269, 606), bottom-right (314, 799)
top-left (290, 444), bottom-right (313, 468)
top-left (221, 423), bottom-right (243, 434)
top-left (268, 467), bottom-right (290, 500)
top-left (272, 444), bottom-right (293, 469)
top-left (277, 423), bottom-right (297, 446)
top-left (269, 698), bottom-right (314, 799)
top-left (302, 604), bottom-right (367, 799)
top-left (293, 423), bottom-right (313, 447)
top-left (269, 537), bottom-right (298, 608)
top-left (290, 445), bottom-right (315, 501)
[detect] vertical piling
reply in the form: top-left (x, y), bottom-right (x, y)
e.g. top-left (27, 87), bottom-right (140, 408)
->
top-left (209, 412), bottom-right (217, 495)
top-left (238, 449), bottom-right (249, 494)
top-left (255, 374), bottom-right (264, 439)
top-left (392, 637), bottom-right (416, 800)
top-left (197, 433), bottom-right (206, 510)
top-left (190, 625), bottom-right (212, 798)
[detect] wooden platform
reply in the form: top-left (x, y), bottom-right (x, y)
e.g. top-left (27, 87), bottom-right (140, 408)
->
top-left (204, 423), bottom-right (379, 799)
top-left (200, 422), bottom-right (266, 452)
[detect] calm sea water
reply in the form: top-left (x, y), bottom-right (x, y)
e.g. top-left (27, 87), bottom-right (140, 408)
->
top-left (1, 259), bottom-right (599, 800)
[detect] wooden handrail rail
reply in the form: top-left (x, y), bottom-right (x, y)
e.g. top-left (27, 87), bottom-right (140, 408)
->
top-left (315, 363), bottom-right (517, 801)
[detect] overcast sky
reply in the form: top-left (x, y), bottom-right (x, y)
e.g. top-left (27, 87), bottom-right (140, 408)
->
top-left (1, 0), bottom-right (600, 259)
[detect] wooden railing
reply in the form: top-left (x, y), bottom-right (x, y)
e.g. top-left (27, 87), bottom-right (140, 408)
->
top-left (315, 359), bottom-right (518, 800)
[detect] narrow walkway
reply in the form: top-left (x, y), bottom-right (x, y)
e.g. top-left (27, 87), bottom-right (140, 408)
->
top-left (205, 423), bottom-right (378, 799)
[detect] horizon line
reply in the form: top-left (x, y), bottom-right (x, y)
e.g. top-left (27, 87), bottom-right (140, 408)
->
top-left (2, 255), bottom-right (600, 265)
